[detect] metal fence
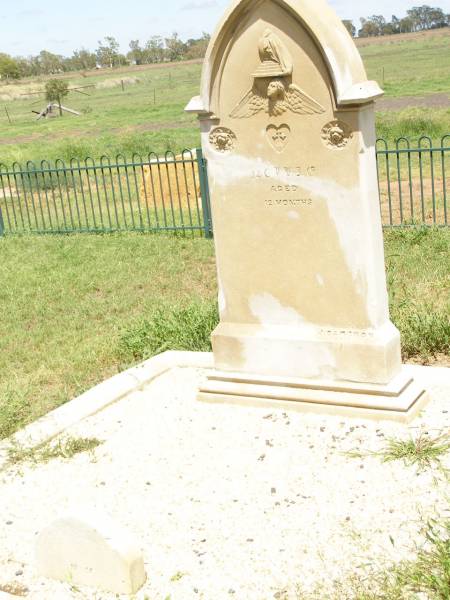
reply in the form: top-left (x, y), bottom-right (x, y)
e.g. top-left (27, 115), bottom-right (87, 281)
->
top-left (0, 137), bottom-right (449, 236)
top-left (0, 149), bottom-right (213, 238)
top-left (376, 135), bottom-right (449, 227)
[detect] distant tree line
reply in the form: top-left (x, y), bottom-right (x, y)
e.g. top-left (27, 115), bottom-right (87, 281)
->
top-left (343, 5), bottom-right (449, 37)
top-left (0, 33), bottom-right (210, 80)
top-left (0, 4), bottom-right (448, 81)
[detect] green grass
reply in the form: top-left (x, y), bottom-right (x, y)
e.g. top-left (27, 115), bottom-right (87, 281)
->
top-left (117, 301), bottom-right (218, 366)
top-left (360, 30), bottom-right (450, 98)
top-left (379, 432), bottom-right (450, 471)
top-left (348, 430), bottom-right (450, 472)
top-left (376, 108), bottom-right (450, 143)
top-left (385, 228), bottom-right (450, 361)
top-left (0, 62), bottom-right (202, 165)
top-left (0, 30), bottom-right (449, 164)
top-left (0, 229), bottom-right (448, 441)
top-left (0, 233), bottom-right (216, 440)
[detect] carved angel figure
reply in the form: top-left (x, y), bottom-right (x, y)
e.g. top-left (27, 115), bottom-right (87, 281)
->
top-left (253, 29), bottom-right (293, 78)
top-left (230, 79), bottom-right (325, 118)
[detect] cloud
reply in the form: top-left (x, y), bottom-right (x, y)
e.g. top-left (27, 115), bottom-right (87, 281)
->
top-left (181, 0), bottom-right (218, 10)
top-left (46, 39), bottom-right (69, 45)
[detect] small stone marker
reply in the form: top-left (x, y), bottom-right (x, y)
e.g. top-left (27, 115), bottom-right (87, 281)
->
top-left (36, 512), bottom-right (146, 594)
top-left (187, 0), bottom-right (427, 420)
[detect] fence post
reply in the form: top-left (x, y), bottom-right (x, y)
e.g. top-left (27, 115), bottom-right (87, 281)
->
top-left (0, 207), bottom-right (4, 237)
top-left (196, 147), bottom-right (213, 239)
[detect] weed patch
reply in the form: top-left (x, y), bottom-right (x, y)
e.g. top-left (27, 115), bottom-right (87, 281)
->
top-left (348, 430), bottom-right (450, 472)
top-left (118, 300), bottom-right (219, 364)
top-left (6, 436), bottom-right (103, 467)
top-left (393, 307), bottom-right (450, 360)
top-left (298, 518), bottom-right (450, 599)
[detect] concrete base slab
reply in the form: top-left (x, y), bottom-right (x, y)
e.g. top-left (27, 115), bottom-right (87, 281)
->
top-left (198, 367), bottom-right (428, 422)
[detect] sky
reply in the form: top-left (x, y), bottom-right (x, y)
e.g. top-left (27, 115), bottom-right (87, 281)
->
top-left (1, 0), bottom-right (450, 57)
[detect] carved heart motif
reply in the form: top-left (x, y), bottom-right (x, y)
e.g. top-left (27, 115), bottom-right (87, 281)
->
top-left (266, 124), bottom-right (291, 153)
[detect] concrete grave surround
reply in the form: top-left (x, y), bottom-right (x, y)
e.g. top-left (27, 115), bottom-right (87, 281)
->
top-left (35, 512), bottom-right (146, 594)
top-left (186, 0), bottom-right (427, 420)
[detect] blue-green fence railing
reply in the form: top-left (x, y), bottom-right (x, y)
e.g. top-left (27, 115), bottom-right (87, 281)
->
top-left (0, 149), bottom-right (213, 238)
top-left (0, 137), bottom-right (449, 236)
top-left (376, 135), bottom-right (449, 227)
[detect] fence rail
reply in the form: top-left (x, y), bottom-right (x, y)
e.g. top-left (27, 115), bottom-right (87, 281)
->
top-left (0, 137), bottom-right (449, 236)
top-left (376, 135), bottom-right (449, 227)
top-left (0, 148), bottom-right (212, 238)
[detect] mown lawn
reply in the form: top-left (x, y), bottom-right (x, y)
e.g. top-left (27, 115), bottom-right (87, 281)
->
top-left (0, 229), bottom-right (448, 441)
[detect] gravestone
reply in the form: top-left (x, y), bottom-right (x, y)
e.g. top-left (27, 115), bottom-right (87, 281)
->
top-left (187, 0), bottom-right (427, 420)
top-left (36, 512), bottom-right (146, 594)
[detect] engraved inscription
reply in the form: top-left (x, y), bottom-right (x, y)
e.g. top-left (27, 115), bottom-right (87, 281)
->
top-left (266, 124), bottom-right (290, 153)
top-left (320, 328), bottom-right (375, 337)
top-left (265, 198), bottom-right (312, 207)
top-left (251, 165), bottom-right (316, 178)
top-left (271, 184), bottom-right (299, 192)
top-left (248, 164), bottom-right (317, 207)
top-left (230, 29), bottom-right (325, 118)
top-left (321, 120), bottom-right (353, 149)
top-left (209, 127), bottom-right (236, 153)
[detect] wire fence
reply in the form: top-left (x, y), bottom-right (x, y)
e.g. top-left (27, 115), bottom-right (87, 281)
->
top-left (0, 137), bottom-right (448, 237)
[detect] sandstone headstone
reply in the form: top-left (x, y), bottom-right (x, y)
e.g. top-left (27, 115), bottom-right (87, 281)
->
top-left (187, 0), bottom-right (427, 420)
top-left (36, 513), bottom-right (146, 594)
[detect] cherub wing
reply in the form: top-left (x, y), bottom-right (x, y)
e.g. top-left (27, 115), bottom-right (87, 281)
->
top-left (286, 84), bottom-right (325, 115)
top-left (230, 86), bottom-right (267, 118)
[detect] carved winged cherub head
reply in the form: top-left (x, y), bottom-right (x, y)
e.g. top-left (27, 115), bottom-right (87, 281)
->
top-left (231, 29), bottom-right (325, 119)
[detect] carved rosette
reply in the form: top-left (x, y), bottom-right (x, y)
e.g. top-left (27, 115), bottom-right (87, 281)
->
top-left (209, 127), bottom-right (237, 153)
top-left (321, 120), bottom-right (353, 149)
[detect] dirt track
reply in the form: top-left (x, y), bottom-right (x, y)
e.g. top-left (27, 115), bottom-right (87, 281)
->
top-left (376, 92), bottom-right (450, 111)
top-left (355, 27), bottom-right (450, 47)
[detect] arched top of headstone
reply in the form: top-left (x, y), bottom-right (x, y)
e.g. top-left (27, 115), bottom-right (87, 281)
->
top-left (187, 0), bottom-right (383, 115)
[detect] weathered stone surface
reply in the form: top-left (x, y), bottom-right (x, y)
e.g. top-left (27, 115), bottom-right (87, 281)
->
top-left (36, 513), bottom-right (146, 594)
top-left (188, 0), bottom-right (426, 418)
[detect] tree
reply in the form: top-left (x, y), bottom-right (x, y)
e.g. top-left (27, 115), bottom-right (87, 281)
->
top-left (358, 18), bottom-right (380, 37)
top-left (164, 33), bottom-right (186, 62)
top-left (0, 53), bottom-right (21, 79)
top-left (184, 33), bottom-right (210, 59)
top-left (39, 50), bottom-right (64, 74)
top-left (342, 20), bottom-right (356, 37)
top-left (128, 40), bottom-right (145, 65)
top-left (96, 36), bottom-right (120, 68)
top-left (45, 79), bottom-right (69, 101)
top-left (399, 16), bottom-right (415, 32)
top-left (370, 15), bottom-right (387, 34)
top-left (145, 36), bottom-right (165, 63)
top-left (428, 7), bottom-right (447, 27)
top-left (70, 49), bottom-right (97, 71)
top-left (45, 79), bottom-right (69, 115)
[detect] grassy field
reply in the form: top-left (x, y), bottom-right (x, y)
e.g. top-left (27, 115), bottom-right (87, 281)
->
top-left (0, 229), bottom-right (448, 441)
top-left (359, 28), bottom-right (450, 98)
top-left (0, 29), bottom-right (449, 166)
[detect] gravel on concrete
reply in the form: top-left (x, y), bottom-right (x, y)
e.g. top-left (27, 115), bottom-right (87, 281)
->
top-left (0, 367), bottom-right (449, 600)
